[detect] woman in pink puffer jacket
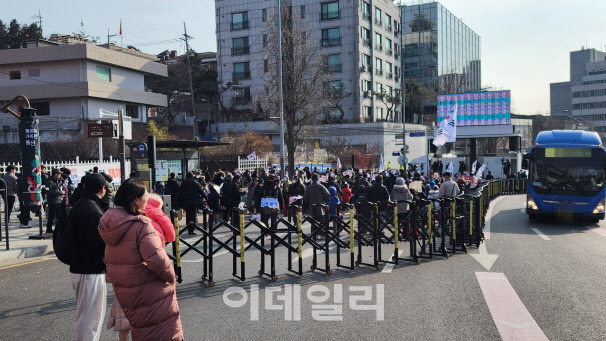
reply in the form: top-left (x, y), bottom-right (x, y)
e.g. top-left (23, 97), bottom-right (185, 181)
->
top-left (99, 178), bottom-right (183, 341)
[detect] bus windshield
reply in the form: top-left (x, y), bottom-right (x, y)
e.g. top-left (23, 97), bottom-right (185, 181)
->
top-left (530, 147), bottom-right (606, 197)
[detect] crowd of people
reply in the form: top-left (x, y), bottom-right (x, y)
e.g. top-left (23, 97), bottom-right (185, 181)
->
top-left (0, 160), bottom-right (523, 341)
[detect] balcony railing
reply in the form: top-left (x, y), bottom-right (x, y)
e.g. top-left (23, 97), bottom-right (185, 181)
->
top-left (231, 21), bottom-right (249, 30)
top-left (375, 43), bottom-right (382, 51)
top-left (322, 38), bottom-right (341, 47)
top-left (328, 64), bottom-right (342, 72)
top-left (386, 48), bottom-right (392, 55)
top-left (394, 53), bottom-right (399, 60)
top-left (231, 46), bottom-right (250, 55)
top-left (360, 65), bottom-right (371, 73)
top-left (375, 18), bottom-right (382, 26)
top-left (232, 71), bottom-right (251, 80)
top-left (375, 69), bottom-right (383, 76)
top-left (386, 24), bottom-right (392, 32)
top-left (320, 10), bottom-right (340, 20)
top-left (386, 72), bottom-right (393, 79)
top-left (362, 38), bottom-right (371, 47)
top-left (363, 12), bottom-right (371, 21)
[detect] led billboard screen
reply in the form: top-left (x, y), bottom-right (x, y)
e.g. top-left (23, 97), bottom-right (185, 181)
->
top-left (437, 90), bottom-right (511, 126)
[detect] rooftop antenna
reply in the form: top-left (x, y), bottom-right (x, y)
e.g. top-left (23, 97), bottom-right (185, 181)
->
top-left (32, 9), bottom-right (42, 36)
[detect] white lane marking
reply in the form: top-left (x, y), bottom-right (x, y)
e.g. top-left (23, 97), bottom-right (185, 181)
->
top-left (380, 250), bottom-right (404, 273)
top-left (585, 225), bottom-right (606, 238)
top-left (381, 263), bottom-right (394, 273)
top-left (530, 228), bottom-right (551, 240)
top-left (476, 272), bottom-right (549, 341)
top-left (484, 196), bottom-right (505, 239)
top-left (520, 209), bottom-right (525, 213)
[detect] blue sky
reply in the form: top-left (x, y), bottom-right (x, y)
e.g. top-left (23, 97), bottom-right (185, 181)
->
top-left (3, 0), bottom-right (606, 115)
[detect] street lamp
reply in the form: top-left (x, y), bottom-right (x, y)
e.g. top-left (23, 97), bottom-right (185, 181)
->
top-left (277, 0), bottom-right (286, 177)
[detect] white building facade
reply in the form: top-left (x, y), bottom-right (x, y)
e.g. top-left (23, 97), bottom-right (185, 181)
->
top-left (215, 0), bottom-right (402, 123)
top-left (0, 43), bottom-right (167, 143)
top-left (572, 60), bottom-right (606, 137)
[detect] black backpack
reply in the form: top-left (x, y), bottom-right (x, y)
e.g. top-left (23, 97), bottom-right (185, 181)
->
top-left (53, 208), bottom-right (76, 265)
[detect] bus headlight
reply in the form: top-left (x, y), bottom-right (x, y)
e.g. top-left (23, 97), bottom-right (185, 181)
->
top-left (593, 199), bottom-right (605, 214)
top-left (527, 195), bottom-right (538, 211)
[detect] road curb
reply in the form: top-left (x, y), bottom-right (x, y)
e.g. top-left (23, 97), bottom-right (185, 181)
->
top-left (0, 245), bottom-right (53, 264)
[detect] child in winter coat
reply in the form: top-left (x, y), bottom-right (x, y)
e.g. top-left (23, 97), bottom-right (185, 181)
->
top-left (326, 186), bottom-right (340, 217)
top-left (144, 193), bottom-right (176, 245)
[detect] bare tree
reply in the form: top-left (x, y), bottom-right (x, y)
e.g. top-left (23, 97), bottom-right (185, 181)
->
top-left (258, 6), bottom-right (338, 175)
top-left (375, 87), bottom-right (402, 122)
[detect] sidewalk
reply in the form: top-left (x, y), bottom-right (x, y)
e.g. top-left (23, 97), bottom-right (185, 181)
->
top-left (0, 211), bottom-right (54, 264)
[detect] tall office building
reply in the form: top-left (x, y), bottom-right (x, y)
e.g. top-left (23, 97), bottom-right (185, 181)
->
top-left (399, 1), bottom-right (481, 94)
top-left (550, 48), bottom-right (606, 116)
top-left (215, 0), bottom-right (402, 123)
top-left (571, 57), bottom-right (606, 136)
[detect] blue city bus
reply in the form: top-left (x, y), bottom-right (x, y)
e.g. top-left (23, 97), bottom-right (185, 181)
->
top-left (523, 130), bottom-right (606, 222)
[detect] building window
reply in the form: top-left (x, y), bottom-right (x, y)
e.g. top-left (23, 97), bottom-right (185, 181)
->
top-left (9, 71), bottom-right (21, 80)
top-left (374, 7), bottom-right (382, 26)
top-left (321, 1), bottom-right (339, 20)
top-left (363, 54), bottom-right (372, 72)
top-left (233, 62), bottom-right (250, 80)
top-left (362, 2), bottom-right (371, 20)
top-left (375, 32), bottom-right (382, 51)
top-left (364, 106), bottom-right (373, 120)
top-left (233, 87), bottom-right (251, 104)
top-left (28, 68), bottom-right (40, 78)
top-left (96, 66), bottom-right (111, 82)
top-left (385, 14), bottom-right (392, 31)
top-left (362, 27), bottom-right (371, 46)
top-left (363, 80), bottom-right (372, 91)
top-left (263, 34), bottom-right (268, 47)
top-left (321, 28), bottom-right (340, 47)
top-left (375, 82), bottom-right (382, 94)
top-left (231, 12), bottom-right (249, 30)
top-left (125, 104), bottom-right (139, 119)
top-left (375, 58), bottom-right (383, 75)
top-left (327, 54), bottom-right (341, 72)
top-left (377, 107), bottom-right (383, 120)
top-left (385, 38), bottom-right (392, 55)
top-left (31, 102), bottom-right (49, 116)
top-left (301, 5), bottom-right (305, 18)
top-left (386, 62), bottom-right (393, 79)
top-left (385, 85), bottom-right (393, 96)
top-left (232, 37), bottom-right (249, 55)
top-left (262, 9), bottom-right (267, 21)
top-left (264, 59), bottom-right (269, 73)
top-left (328, 80), bottom-right (343, 97)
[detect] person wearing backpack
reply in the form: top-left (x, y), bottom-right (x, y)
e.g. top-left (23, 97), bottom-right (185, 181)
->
top-left (68, 173), bottom-right (109, 341)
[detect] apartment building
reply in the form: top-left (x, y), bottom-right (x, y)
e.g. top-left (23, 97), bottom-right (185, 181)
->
top-left (571, 59), bottom-right (606, 136)
top-left (215, 0), bottom-right (402, 123)
top-left (0, 43), bottom-right (167, 142)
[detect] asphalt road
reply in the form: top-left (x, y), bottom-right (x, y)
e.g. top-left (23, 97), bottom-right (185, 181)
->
top-left (1, 194), bottom-right (606, 340)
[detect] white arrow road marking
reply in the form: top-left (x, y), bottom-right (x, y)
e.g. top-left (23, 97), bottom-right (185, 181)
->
top-left (585, 225), bottom-right (606, 238)
top-left (470, 243), bottom-right (499, 271)
top-left (530, 228), bottom-right (550, 240)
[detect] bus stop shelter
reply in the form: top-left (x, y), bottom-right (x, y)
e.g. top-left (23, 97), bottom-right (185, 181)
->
top-left (129, 140), bottom-right (228, 187)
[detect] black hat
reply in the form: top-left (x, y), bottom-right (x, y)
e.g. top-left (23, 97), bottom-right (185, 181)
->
top-left (443, 172), bottom-right (452, 177)
top-left (52, 168), bottom-right (62, 175)
top-left (233, 174), bottom-right (241, 181)
top-left (84, 173), bottom-right (108, 195)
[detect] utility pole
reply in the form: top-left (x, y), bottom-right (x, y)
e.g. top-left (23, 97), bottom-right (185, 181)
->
top-left (277, 0), bottom-right (286, 178)
top-left (107, 28), bottom-right (117, 49)
top-left (32, 10), bottom-right (43, 36)
top-left (182, 22), bottom-right (197, 138)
